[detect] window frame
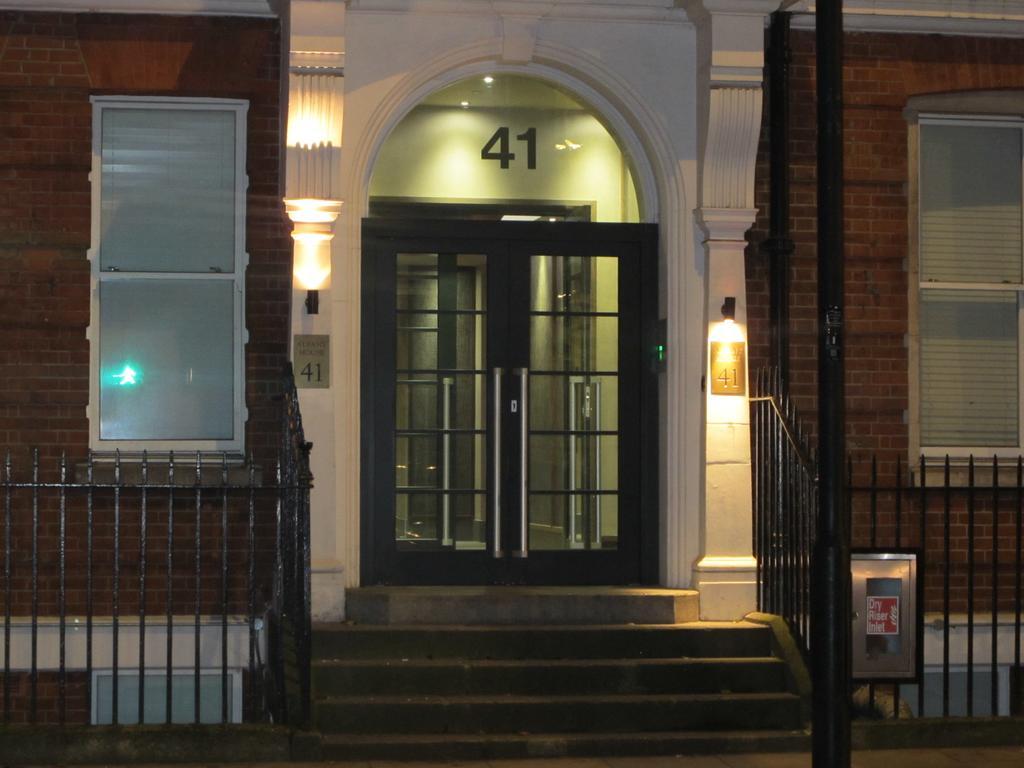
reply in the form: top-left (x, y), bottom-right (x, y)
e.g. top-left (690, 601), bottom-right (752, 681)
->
top-left (87, 96), bottom-right (249, 455)
top-left (909, 107), bottom-right (1024, 459)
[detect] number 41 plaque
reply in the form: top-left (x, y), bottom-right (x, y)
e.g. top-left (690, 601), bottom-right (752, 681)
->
top-left (709, 340), bottom-right (745, 396)
top-left (293, 334), bottom-right (330, 389)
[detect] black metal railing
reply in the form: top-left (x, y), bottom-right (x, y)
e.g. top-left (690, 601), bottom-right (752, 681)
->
top-left (0, 365), bottom-right (312, 727)
top-left (751, 368), bottom-right (817, 654)
top-left (849, 454), bottom-right (1024, 719)
top-left (270, 363), bottom-right (313, 727)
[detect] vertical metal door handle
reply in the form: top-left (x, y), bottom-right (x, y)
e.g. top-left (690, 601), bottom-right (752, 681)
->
top-left (492, 368), bottom-right (503, 558)
top-left (513, 367), bottom-right (529, 558)
top-left (442, 377), bottom-right (453, 546)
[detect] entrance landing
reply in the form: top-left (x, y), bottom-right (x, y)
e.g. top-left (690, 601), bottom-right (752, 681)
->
top-left (345, 586), bottom-right (699, 625)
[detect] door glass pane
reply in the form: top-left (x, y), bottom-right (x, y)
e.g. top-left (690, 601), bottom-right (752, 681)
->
top-left (530, 316), bottom-right (618, 371)
top-left (396, 492), bottom-right (487, 550)
top-left (528, 255), bottom-right (619, 550)
top-left (530, 375), bottom-right (618, 432)
top-left (529, 494), bottom-right (618, 551)
top-left (532, 256), bottom-right (618, 312)
top-left (394, 253), bottom-right (487, 550)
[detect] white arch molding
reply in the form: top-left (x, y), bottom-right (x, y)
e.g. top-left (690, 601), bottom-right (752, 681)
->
top-left (327, 33), bottom-right (704, 600)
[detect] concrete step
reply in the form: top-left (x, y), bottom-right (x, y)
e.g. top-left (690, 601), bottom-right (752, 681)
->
top-left (345, 586), bottom-right (699, 625)
top-left (318, 728), bottom-right (810, 761)
top-left (313, 622), bottom-right (773, 661)
top-left (313, 691), bottom-right (803, 735)
top-left (312, 656), bottom-right (789, 697)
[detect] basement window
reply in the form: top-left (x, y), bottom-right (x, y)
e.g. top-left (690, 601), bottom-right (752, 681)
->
top-left (91, 669), bottom-right (242, 724)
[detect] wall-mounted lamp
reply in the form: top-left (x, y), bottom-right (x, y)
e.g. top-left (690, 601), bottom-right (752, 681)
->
top-left (286, 199), bottom-right (342, 317)
top-left (721, 296), bottom-right (736, 322)
top-left (710, 296), bottom-right (745, 396)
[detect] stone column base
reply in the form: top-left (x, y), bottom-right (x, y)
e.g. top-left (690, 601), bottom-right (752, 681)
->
top-left (311, 562), bottom-right (346, 621)
top-left (693, 555), bottom-right (757, 620)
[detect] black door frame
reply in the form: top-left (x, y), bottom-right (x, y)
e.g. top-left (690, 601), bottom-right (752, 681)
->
top-left (360, 218), bottom-right (659, 585)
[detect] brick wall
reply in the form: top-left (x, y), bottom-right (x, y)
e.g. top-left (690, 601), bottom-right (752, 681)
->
top-left (0, 11), bottom-right (291, 720)
top-left (749, 30), bottom-right (1024, 463)
top-left (0, 11), bottom-right (292, 466)
top-left (748, 29), bottom-right (1024, 612)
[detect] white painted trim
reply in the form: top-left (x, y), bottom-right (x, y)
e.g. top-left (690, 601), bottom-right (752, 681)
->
top-left (786, 1), bottom-right (1024, 35)
top-left (347, 0), bottom-right (688, 25)
top-left (0, 0), bottom-right (276, 16)
top-left (87, 96), bottom-right (249, 455)
top-left (0, 616), bottom-right (264, 672)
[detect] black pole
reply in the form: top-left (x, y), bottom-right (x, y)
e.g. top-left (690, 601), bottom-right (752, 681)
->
top-left (812, 0), bottom-right (850, 766)
top-left (763, 12), bottom-right (793, 385)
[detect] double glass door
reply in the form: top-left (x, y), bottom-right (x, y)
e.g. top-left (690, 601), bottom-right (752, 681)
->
top-left (362, 220), bottom-right (656, 585)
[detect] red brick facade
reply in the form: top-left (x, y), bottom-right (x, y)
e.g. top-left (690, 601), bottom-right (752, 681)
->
top-left (0, 13), bottom-right (290, 723)
top-left (747, 30), bottom-right (1024, 612)
top-left (0, 11), bottom-right (292, 467)
top-left (749, 30), bottom-right (1024, 459)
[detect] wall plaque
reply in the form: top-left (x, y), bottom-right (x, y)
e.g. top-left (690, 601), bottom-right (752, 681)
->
top-left (709, 340), bottom-right (746, 396)
top-left (293, 334), bottom-right (330, 389)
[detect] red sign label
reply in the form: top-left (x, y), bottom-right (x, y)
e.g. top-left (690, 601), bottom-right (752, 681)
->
top-left (866, 596), bottom-right (899, 635)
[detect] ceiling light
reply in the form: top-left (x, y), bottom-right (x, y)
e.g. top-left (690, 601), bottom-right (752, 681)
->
top-left (483, 76), bottom-right (494, 84)
top-left (460, 100), bottom-right (470, 108)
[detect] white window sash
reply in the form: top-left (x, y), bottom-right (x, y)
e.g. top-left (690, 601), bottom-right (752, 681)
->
top-left (917, 115), bottom-right (1024, 457)
top-left (87, 97), bottom-right (250, 454)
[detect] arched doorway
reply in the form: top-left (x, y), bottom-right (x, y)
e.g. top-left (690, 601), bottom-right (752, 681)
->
top-left (360, 75), bottom-right (658, 585)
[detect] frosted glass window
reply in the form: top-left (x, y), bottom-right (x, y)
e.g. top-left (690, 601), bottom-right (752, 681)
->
top-left (920, 289), bottom-right (1018, 447)
top-left (921, 124), bottom-right (1022, 284)
top-left (100, 108), bottom-right (237, 273)
top-left (94, 672), bottom-right (237, 724)
top-left (99, 280), bottom-right (235, 441)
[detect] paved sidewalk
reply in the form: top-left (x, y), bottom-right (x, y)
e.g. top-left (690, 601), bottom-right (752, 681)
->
top-left (79, 747), bottom-right (1024, 768)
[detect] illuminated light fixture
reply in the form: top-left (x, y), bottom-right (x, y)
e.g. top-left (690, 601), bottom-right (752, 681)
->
top-left (287, 198), bottom-right (341, 224)
top-left (287, 73), bottom-right (343, 149)
top-left (483, 76), bottom-right (494, 84)
top-left (460, 100), bottom-right (470, 108)
top-left (555, 139), bottom-right (582, 151)
top-left (721, 296), bottom-right (736, 323)
top-left (709, 296), bottom-right (746, 395)
top-left (285, 198), bottom-right (342, 315)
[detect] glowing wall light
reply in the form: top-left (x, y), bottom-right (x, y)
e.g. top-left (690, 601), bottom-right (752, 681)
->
top-left (285, 199), bottom-right (342, 315)
top-left (287, 73), bottom-right (343, 149)
top-left (709, 296), bottom-right (746, 396)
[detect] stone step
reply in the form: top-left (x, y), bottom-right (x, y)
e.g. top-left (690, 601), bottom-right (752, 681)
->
top-left (344, 586), bottom-right (699, 625)
top-left (317, 728), bottom-right (810, 761)
top-left (312, 656), bottom-right (789, 697)
top-left (313, 622), bottom-right (772, 661)
top-left (313, 691), bottom-right (803, 735)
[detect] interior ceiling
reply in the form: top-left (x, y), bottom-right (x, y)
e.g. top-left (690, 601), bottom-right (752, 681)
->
top-left (420, 75), bottom-right (584, 111)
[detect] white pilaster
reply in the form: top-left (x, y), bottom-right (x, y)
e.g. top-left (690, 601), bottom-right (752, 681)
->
top-left (287, 0), bottom-right (347, 620)
top-left (682, 0), bottom-right (778, 619)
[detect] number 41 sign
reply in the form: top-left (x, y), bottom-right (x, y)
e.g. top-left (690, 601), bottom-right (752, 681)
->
top-left (293, 334), bottom-right (330, 389)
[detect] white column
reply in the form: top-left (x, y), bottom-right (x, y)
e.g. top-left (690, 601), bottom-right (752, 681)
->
top-left (693, 207), bottom-right (758, 619)
top-left (286, 0), bottom-right (347, 620)
top-left (682, 0), bottom-right (778, 619)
